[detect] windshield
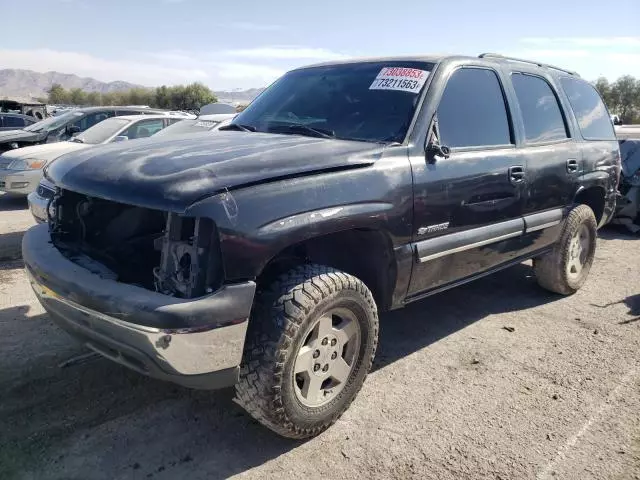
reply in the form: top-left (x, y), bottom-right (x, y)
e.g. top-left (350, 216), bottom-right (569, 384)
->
top-left (232, 61), bottom-right (434, 143)
top-left (154, 118), bottom-right (219, 137)
top-left (74, 117), bottom-right (130, 144)
top-left (23, 110), bottom-right (84, 133)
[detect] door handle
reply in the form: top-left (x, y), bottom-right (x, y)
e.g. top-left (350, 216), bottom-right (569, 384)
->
top-left (567, 159), bottom-right (578, 173)
top-left (508, 166), bottom-right (525, 184)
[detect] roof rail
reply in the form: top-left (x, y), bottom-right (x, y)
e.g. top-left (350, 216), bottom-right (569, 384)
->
top-left (478, 53), bottom-right (579, 77)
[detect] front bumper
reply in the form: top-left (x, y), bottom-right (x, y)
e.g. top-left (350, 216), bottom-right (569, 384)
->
top-left (23, 224), bottom-right (256, 389)
top-left (0, 169), bottom-right (42, 196)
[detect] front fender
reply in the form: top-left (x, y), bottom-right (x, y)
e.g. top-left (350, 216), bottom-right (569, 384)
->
top-left (185, 153), bottom-right (414, 281)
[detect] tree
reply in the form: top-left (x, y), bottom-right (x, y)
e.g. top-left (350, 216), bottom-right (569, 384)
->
top-left (611, 76), bottom-right (640, 124)
top-left (86, 92), bottom-right (102, 106)
top-left (154, 85), bottom-right (171, 109)
top-left (47, 83), bottom-right (69, 104)
top-left (181, 82), bottom-right (216, 111)
top-left (44, 82), bottom-right (219, 111)
top-left (594, 77), bottom-right (612, 106)
top-left (69, 88), bottom-right (88, 106)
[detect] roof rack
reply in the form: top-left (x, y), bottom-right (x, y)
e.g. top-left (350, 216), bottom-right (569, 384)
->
top-left (478, 53), bottom-right (579, 77)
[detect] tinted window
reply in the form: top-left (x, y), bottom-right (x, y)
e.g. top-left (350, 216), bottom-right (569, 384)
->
top-left (512, 73), bottom-right (568, 143)
top-left (72, 111), bottom-right (114, 131)
top-left (3, 116), bottom-right (25, 127)
top-left (561, 77), bottom-right (616, 140)
top-left (121, 118), bottom-right (165, 139)
top-left (234, 61), bottom-right (434, 143)
top-left (437, 68), bottom-right (512, 148)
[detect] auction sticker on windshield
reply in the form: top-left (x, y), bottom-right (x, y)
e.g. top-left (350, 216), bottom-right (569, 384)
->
top-left (369, 67), bottom-right (429, 93)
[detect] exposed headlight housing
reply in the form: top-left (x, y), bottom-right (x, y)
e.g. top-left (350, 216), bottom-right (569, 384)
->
top-left (7, 158), bottom-right (47, 171)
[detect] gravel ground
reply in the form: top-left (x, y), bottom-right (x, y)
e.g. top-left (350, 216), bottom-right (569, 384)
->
top-left (0, 198), bottom-right (638, 480)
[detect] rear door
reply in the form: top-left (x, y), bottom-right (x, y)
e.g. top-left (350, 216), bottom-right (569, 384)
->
top-left (408, 66), bottom-right (526, 296)
top-left (507, 70), bottom-right (579, 243)
top-left (559, 76), bottom-right (620, 225)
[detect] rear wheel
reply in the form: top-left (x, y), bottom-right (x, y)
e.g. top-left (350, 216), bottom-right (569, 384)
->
top-left (533, 204), bottom-right (597, 295)
top-left (234, 264), bottom-right (378, 439)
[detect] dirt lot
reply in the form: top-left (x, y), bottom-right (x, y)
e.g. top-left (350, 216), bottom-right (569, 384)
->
top-left (0, 196), bottom-right (639, 480)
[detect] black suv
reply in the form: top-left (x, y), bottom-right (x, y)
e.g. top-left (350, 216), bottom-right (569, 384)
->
top-left (23, 54), bottom-right (620, 438)
top-left (0, 106), bottom-right (168, 152)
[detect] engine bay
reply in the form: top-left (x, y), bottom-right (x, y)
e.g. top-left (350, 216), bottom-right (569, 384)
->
top-left (49, 189), bottom-right (222, 298)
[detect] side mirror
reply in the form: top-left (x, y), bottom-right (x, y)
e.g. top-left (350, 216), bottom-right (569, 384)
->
top-left (425, 114), bottom-right (450, 164)
top-left (67, 125), bottom-right (81, 136)
top-left (112, 135), bottom-right (128, 142)
top-left (426, 143), bottom-right (451, 163)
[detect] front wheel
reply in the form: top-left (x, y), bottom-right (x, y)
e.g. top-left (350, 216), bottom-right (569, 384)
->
top-left (234, 264), bottom-right (379, 439)
top-left (533, 204), bottom-right (597, 295)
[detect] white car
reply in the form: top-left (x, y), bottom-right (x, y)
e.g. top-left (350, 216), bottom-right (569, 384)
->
top-left (1, 114), bottom-right (182, 196)
top-left (28, 114), bottom-right (234, 223)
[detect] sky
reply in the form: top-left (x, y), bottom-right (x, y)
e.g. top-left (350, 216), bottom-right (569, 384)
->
top-left (1, 0), bottom-right (639, 91)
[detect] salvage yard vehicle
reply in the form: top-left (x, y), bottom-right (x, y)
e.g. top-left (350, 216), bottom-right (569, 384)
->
top-left (152, 113), bottom-right (235, 137)
top-left (612, 126), bottom-right (640, 231)
top-left (0, 106), bottom-right (173, 153)
top-left (23, 54), bottom-right (620, 439)
top-left (0, 113), bottom-right (38, 131)
top-left (23, 115), bottom-right (183, 218)
top-left (2, 114), bottom-right (182, 197)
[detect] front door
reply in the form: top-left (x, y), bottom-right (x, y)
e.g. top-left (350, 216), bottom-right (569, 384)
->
top-left (407, 66), bottom-right (526, 297)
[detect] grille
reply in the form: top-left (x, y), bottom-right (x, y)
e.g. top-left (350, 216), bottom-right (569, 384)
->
top-left (37, 184), bottom-right (55, 199)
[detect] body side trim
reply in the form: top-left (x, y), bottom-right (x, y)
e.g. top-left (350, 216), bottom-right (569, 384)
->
top-left (414, 218), bottom-right (524, 263)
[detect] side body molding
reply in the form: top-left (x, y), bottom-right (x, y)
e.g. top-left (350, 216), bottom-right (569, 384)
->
top-left (414, 208), bottom-right (564, 263)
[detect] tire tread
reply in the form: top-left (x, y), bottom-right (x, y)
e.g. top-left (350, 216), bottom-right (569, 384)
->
top-left (234, 264), bottom-right (378, 439)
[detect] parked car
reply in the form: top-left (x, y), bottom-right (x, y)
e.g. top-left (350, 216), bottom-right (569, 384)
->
top-left (14, 114), bottom-right (181, 205)
top-left (27, 114), bottom-right (230, 220)
top-left (611, 126), bottom-right (640, 231)
top-left (0, 113), bottom-right (39, 131)
top-left (153, 113), bottom-right (235, 137)
top-left (23, 54), bottom-right (620, 439)
top-left (0, 106), bottom-right (173, 153)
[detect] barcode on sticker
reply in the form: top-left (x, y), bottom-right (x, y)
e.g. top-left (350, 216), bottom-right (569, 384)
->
top-left (369, 67), bottom-right (429, 93)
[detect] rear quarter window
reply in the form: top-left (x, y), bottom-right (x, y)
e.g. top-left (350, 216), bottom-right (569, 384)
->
top-left (560, 77), bottom-right (616, 141)
top-left (511, 73), bottom-right (568, 143)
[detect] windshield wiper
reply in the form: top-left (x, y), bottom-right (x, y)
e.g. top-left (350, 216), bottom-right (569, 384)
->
top-left (269, 123), bottom-right (335, 139)
top-left (71, 137), bottom-right (84, 143)
top-left (218, 123), bottom-right (257, 132)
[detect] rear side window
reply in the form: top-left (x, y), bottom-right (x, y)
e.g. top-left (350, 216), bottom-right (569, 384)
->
top-left (437, 68), bottom-right (512, 148)
top-left (511, 73), bottom-right (568, 143)
top-left (561, 77), bottom-right (616, 140)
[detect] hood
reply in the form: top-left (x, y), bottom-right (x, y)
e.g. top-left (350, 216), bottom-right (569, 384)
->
top-left (46, 131), bottom-right (384, 212)
top-left (1, 141), bottom-right (89, 161)
top-left (0, 129), bottom-right (41, 144)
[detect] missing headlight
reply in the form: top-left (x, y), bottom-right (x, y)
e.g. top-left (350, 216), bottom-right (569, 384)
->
top-left (153, 213), bottom-right (222, 298)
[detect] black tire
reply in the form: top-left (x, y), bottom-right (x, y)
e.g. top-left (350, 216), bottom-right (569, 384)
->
top-left (533, 204), bottom-right (597, 295)
top-left (234, 264), bottom-right (378, 439)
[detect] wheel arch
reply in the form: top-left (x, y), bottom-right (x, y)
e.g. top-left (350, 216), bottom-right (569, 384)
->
top-left (573, 184), bottom-right (606, 225)
top-left (256, 227), bottom-right (398, 312)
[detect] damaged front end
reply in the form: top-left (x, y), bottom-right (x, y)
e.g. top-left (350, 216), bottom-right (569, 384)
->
top-left (48, 188), bottom-right (224, 298)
